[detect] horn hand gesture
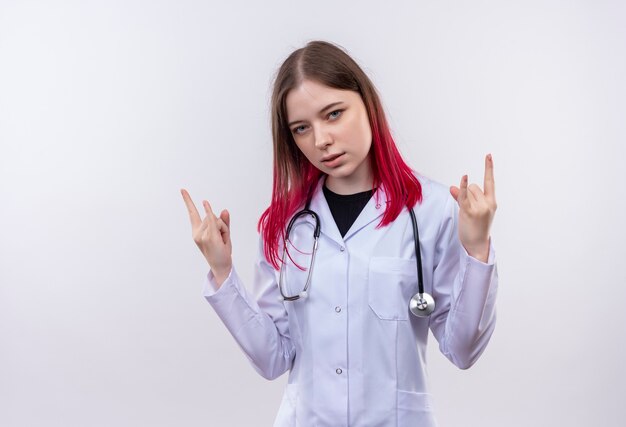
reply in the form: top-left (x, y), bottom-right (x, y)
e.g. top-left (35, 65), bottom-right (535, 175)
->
top-left (449, 154), bottom-right (497, 263)
top-left (181, 189), bottom-right (233, 287)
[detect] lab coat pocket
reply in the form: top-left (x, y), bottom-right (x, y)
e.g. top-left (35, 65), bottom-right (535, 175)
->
top-left (397, 390), bottom-right (436, 426)
top-left (368, 256), bottom-right (416, 321)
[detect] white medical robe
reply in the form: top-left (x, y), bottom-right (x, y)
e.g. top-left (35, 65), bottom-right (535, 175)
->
top-left (202, 173), bottom-right (498, 427)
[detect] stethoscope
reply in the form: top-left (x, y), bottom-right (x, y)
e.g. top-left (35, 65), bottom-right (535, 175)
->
top-left (277, 192), bottom-right (435, 318)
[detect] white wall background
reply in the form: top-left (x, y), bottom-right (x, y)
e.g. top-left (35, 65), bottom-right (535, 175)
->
top-left (1, 0), bottom-right (624, 426)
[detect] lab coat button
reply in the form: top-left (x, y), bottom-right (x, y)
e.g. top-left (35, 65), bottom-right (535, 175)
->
top-left (339, 246), bottom-right (345, 252)
top-left (336, 368), bottom-right (342, 374)
top-left (335, 306), bottom-right (341, 313)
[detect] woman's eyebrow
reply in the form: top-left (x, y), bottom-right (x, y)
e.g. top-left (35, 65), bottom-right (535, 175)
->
top-left (288, 101), bottom-right (345, 127)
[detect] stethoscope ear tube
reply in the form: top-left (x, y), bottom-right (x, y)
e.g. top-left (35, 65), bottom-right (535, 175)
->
top-left (278, 207), bottom-right (320, 302)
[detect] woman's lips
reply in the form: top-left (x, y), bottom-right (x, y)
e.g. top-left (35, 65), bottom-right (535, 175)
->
top-left (322, 153), bottom-right (345, 167)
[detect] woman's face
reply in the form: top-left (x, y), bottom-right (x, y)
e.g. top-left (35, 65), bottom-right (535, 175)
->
top-left (285, 79), bottom-right (373, 193)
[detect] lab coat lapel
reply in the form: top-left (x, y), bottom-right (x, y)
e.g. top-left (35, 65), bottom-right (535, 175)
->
top-left (342, 182), bottom-right (389, 241)
top-left (303, 176), bottom-right (389, 245)
top-left (305, 176), bottom-right (344, 247)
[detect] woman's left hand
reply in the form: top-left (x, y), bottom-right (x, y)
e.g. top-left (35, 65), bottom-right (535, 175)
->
top-left (449, 154), bottom-right (497, 263)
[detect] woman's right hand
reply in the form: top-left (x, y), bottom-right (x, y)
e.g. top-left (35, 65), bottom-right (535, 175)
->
top-left (180, 189), bottom-right (232, 286)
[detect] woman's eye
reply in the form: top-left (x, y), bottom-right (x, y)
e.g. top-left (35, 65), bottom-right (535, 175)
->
top-left (329, 110), bottom-right (343, 119)
top-left (293, 125), bottom-right (306, 134)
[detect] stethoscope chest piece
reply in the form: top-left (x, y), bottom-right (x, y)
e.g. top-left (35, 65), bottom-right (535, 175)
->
top-left (409, 292), bottom-right (435, 317)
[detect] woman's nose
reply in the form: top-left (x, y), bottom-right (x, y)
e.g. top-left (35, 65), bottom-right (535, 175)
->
top-left (313, 125), bottom-right (332, 149)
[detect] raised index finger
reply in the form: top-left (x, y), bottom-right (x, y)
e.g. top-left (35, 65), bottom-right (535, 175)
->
top-left (483, 154), bottom-right (496, 203)
top-left (180, 189), bottom-right (202, 228)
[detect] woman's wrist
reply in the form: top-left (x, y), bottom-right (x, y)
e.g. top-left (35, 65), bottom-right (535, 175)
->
top-left (212, 264), bottom-right (233, 287)
top-left (463, 238), bottom-right (490, 263)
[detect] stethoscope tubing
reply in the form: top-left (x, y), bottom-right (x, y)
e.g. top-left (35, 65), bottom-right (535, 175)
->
top-left (278, 192), bottom-right (435, 317)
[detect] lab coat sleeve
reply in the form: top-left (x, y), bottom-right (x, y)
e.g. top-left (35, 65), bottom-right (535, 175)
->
top-left (428, 192), bottom-right (498, 369)
top-left (201, 234), bottom-right (296, 380)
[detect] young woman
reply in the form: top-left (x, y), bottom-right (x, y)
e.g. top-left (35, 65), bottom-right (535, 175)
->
top-left (181, 40), bottom-right (498, 427)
